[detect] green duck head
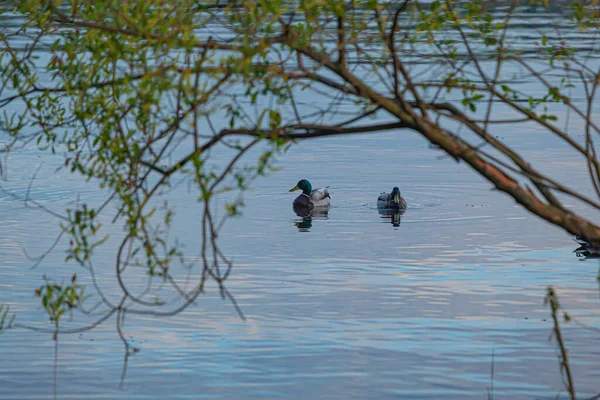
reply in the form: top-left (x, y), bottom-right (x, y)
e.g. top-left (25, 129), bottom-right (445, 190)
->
top-left (391, 187), bottom-right (401, 207)
top-left (289, 179), bottom-right (312, 195)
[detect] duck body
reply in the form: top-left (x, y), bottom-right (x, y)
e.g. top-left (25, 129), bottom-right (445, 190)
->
top-left (290, 179), bottom-right (331, 209)
top-left (377, 187), bottom-right (407, 210)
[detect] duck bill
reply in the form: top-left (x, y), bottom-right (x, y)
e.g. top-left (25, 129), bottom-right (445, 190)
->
top-left (289, 185), bottom-right (300, 192)
top-left (394, 194), bottom-right (401, 204)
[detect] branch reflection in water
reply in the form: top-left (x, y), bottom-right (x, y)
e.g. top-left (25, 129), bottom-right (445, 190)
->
top-left (293, 204), bottom-right (329, 232)
top-left (573, 236), bottom-right (600, 260)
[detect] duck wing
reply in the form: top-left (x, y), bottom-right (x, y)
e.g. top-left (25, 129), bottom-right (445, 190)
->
top-left (309, 187), bottom-right (331, 207)
top-left (377, 192), bottom-right (391, 208)
top-left (377, 192), bottom-right (390, 203)
top-left (310, 187), bottom-right (330, 201)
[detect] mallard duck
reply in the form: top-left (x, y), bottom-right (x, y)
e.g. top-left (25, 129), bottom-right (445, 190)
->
top-left (377, 187), bottom-right (407, 210)
top-left (289, 179), bottom-right (331, 208)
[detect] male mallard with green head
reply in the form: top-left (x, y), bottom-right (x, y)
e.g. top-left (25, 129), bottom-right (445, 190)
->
top-left (377, 187), bottom-right (407, 210)
top-left (289, 179), bottom-right (331, 208)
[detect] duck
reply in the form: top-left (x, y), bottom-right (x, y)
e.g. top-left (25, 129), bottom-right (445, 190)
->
top-left (377, 187), bottom-right (407, 210)
top-left (289, 179), bottom-right (331, 208)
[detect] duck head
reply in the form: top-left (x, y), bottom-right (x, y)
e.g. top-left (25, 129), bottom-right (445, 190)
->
top-left (391, 187), bottom-right (402, 208)
top-left (289, 179), bottom-right (312, 195)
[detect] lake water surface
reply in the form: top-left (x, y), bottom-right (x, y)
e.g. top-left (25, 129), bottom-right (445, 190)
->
top-left (1, 128), bottom-right (600, 399)
top-left (1, 9), bottom-right (600, 400)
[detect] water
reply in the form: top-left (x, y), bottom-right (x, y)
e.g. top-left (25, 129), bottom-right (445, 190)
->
top-left (1, 8), bottom-right (600, 400)
top-left (1, 128), bottom-right (599, 399)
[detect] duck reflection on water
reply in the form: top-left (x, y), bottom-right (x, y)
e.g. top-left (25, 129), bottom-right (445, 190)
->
top-left (293, 203), bottom-right (329, 232)
top-left (378, 208), bottom-right (404, 227)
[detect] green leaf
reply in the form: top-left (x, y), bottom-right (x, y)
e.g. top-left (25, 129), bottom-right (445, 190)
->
top-left (484, 37), bottom-right (497, 46)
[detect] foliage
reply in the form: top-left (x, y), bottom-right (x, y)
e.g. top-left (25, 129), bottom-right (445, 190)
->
top-left (35, 274), bottom-right (84, 339)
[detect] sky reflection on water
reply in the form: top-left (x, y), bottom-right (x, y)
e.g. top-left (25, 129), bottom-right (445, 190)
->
top-left (1, 129), bottom-right (599, 400)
